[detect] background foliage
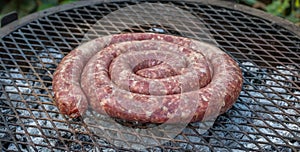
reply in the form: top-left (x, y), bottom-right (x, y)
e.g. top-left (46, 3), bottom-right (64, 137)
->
top-left (239, 0), bottom-right (300, 25)
top-left (0, 0), bottom-right (78, 19)
top-left (0, 0), bottom-right (299, 26)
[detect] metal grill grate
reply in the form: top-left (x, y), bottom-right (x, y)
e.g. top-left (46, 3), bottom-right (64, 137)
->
top-left (1, 0), bottom-right (300, 151)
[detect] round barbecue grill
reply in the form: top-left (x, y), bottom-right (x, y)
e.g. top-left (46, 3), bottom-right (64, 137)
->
top-left (0, 0), bottom-right (300, 151)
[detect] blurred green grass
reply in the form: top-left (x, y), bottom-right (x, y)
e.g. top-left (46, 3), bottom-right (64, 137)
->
top-left (0, 0), bottom-right (78, 19)
top-left (239, 0), bottom-right (300, 26)
top-left (0, 0), bottom-right (299, 26)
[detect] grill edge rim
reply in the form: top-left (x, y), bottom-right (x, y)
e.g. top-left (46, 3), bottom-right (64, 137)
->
top-left (0, 0), bottom-right (299, 39)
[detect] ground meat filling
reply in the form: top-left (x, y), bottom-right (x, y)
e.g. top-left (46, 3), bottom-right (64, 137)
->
top-left (52, 33), bottom-right (243, 123)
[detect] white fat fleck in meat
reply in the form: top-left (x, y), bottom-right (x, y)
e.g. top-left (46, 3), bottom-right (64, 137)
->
top-left (145, 111), bottom-right (152, 117)
top-left (162, 106), bottom-right (168, 112)
top-left (202, 95), bottom-right (208, 102)
top-left (99, 100), bottom-right (106, 106)
top-left (181, 111), bottom-right (189, 118)
top-left (75, 94), bottom-right (83, 109)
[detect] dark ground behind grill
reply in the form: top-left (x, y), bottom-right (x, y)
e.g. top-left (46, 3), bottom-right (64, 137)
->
top-left (0, 0), bottom-right (300, 151)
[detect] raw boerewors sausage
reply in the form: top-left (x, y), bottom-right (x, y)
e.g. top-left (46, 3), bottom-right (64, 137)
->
top-left (52, 33), bottom-right (243, 123)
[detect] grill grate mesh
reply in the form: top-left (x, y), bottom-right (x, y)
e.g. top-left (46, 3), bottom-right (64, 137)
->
top-left (0, 1), bottom-right (300, 151)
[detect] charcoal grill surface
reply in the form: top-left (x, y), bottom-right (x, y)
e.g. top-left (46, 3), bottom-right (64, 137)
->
top-left (0, 0), bottom-right (300, 151)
